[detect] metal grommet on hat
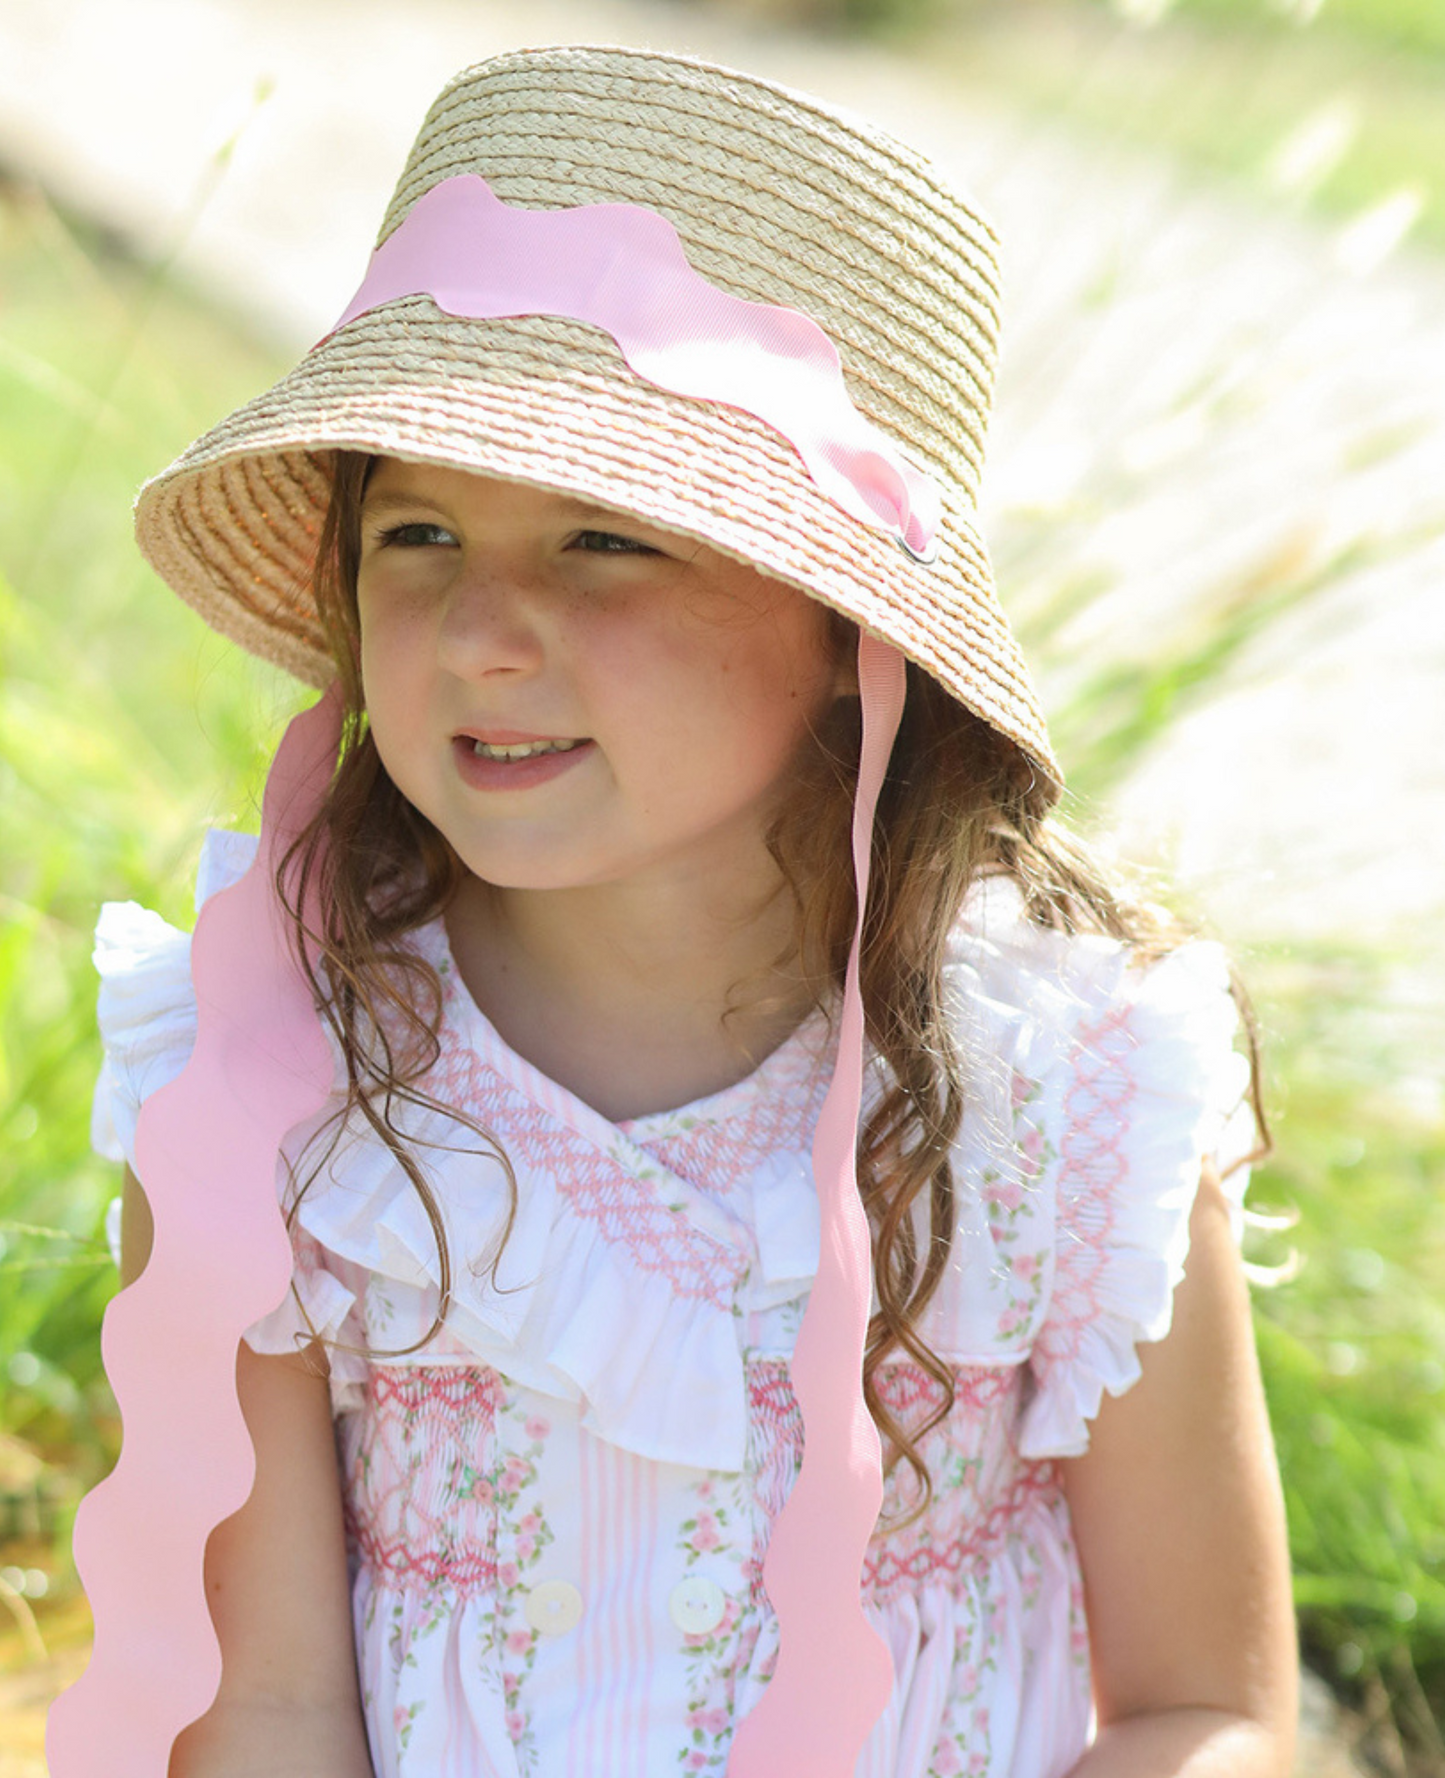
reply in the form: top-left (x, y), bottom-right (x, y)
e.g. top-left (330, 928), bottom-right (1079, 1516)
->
top-left (896, 529), bottom-right (941, 567)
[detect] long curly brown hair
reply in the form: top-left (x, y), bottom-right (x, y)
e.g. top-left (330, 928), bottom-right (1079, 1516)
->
top-left (282, 449), bottom-right (1267, 1522)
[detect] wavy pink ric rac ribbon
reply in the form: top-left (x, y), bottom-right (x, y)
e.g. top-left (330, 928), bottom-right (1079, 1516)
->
top-left (728, 634), bottom-right (906, 1777)
top-left (323, 174), bottom-right (940, 561)
top-left (47, 689), bottom-right (342, 1778)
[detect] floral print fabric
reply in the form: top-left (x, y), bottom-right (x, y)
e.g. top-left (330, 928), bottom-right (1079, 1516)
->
top-left (92, 838), bottom-right (1256, 1778)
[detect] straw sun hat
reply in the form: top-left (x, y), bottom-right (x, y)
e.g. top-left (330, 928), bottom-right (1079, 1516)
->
top-left (133, 43), bottom-right (1060, 797)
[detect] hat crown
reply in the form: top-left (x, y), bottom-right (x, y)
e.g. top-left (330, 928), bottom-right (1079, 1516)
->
top-left (379, 46), bottom-right (1002, 508)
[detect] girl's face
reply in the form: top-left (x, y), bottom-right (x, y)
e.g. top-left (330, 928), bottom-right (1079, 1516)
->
top-left (355, 459), bottom-right (851, 897)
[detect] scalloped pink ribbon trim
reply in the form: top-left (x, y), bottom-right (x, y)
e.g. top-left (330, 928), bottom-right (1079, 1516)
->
top-left (727, 634), bottom-right (905, 1776)
top-left (47, 690), bottom-right (342, 1778)
top-left (323, 174), bottom-right (941, 561)
top-left (50, 656), bottom-right (904, 1774)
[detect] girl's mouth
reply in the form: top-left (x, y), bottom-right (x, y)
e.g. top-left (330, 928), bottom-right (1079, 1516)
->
top-left (470, 737), bottom-right (583, 761)
top-left (451, 733), bottom-right (594, 791)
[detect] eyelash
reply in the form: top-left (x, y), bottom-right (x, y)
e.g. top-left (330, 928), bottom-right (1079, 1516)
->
top-left (572, 529), bottom-right (660, 555)
top-left (374, 522), bottom-right (455, 549)
top-left (372, 523), bottom-right (660, 556)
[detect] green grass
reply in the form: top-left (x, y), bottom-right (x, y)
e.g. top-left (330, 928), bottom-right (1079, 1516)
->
top-left (883, 0), bottom-right (1445, 259)
top-left (0, 174), bottom-right (296, 1567)
top-left (811, 0), bottom-right (1445, 54)
top-left (1252, 982), bottom-right (1445, 1760)
top-left (1118, 0), bottom-right (1445, 63)
top-left (2, 113), bottom-right (1445, 1766)
top-left (998, 528), bottom-right (1445, 1759)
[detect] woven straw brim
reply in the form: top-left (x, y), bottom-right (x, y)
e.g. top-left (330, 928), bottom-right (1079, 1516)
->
top-left (134, 302), bottom-right (1061, 797)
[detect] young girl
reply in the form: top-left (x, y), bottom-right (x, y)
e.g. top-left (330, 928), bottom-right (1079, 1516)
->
top-left (50, 44), bottom-right (1295, 1778)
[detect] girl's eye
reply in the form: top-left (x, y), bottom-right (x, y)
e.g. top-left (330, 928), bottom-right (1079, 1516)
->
top-left (571, 528), bottom-right (661, 556)
top-left (373, 521), bottom-right (457, 549)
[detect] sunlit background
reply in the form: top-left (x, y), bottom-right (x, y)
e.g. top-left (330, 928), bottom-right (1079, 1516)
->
top-left (1, 0), bottom-right (1442, 1771)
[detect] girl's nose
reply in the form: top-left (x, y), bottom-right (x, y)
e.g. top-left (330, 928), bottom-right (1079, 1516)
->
top-left (435, 563), bottom-right (547, 678)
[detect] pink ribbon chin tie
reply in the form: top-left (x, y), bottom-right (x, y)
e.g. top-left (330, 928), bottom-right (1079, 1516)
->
top-left (727, 634), bottom-right (906, 1776)
top-left (47, 689), bottom-right (342, 1778)
top-left (323, 174), bottom-right (940, 562)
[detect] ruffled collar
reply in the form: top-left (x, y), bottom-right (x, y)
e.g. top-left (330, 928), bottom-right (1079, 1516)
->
top-left (410, 911), bottom-right (837, 1221)
top-left (266, 914), bottom-right (841, 1471)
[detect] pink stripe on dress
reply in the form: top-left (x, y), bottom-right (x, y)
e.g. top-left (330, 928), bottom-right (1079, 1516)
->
top-left (638, 1459), bottom-right (658, 1762)
top-left (617, 1447), bottom-right (645, 1771)
top-left (599, 1439), bottom-right (622, 1771)
top-left (567, 1428), bottom-right (597, 1778)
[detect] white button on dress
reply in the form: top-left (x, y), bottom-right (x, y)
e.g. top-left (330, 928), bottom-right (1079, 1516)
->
top-left (524, 1578), bottom-right (584, 1636)
top-left (668, 1576), bottom-right (727, 1636)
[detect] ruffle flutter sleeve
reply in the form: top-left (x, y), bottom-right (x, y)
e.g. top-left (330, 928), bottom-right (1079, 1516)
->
top-left (1016, 936), bottom-right (1258, 1460)
top-left (91, 831), bottom-right (365, 1392)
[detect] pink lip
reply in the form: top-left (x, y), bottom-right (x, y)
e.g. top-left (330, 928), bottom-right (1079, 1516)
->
top-left (451, 734), bottom-right (595, 792)
top-left (458, 727), bottom-right (574, 745)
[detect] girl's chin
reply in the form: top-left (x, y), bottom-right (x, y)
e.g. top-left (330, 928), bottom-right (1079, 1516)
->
top-left (445, 844), bottom-right (619, 897)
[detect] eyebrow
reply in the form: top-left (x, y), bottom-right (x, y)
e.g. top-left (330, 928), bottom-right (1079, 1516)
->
top-left (359, 490), bottom-right (442, 516)
top-left (359, 487), bottom-right (635, 525)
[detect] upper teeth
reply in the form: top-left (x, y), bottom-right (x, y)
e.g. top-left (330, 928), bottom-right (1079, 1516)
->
top-left (472, 738), bottom-right (581, 760)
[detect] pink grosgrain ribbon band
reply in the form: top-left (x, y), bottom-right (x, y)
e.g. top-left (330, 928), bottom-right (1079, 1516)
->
top-left (322, 174), bottom-right (941, 561)
top-left (47, 690), bottom-right (342, 1778)
top-left (727, 634), bottom-right (906, 1776)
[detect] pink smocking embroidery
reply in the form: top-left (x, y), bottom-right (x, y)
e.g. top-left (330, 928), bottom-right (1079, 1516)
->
top-left (346, 1364), bottom-right (504, 1597)
top-left (431, 1021), bottom-right (747, 1310)
top-left (744, 1359), bottom-right (1063, 1610)
top-left (747, 1362), bottom-right (805, 1540)
top-left (864, 1464), bottom-right (1059, 1604)
top-left (1034, 1006), bottom-right (1139, 1377)
top-left (627, 1038), bottom-right (831, 1211)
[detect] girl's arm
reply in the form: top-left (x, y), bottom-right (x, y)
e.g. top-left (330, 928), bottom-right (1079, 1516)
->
top-left (119, 1168), bottom-right (375, 1778)
top-left (1059, 1167), bottom-right (1298, 1778)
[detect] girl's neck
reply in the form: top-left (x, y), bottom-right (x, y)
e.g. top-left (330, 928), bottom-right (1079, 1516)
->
top-left (444, 868), bottom-right (821, 1123)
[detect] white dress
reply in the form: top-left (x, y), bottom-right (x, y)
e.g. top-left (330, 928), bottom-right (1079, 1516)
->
top-left (92, 830), bottom-right (1256, 1778)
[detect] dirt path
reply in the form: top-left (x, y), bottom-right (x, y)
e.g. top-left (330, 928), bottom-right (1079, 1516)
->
top-left (0, 1652), bottom-right (85, 1778)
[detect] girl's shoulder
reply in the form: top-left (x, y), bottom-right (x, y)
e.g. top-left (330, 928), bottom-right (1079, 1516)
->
top-left (943, 873), bottom-right (1249, 1135)
top-left (947, 871), bottom-right (1241, 1044)
top-left (920, 873), bottom-right (1259, 1457)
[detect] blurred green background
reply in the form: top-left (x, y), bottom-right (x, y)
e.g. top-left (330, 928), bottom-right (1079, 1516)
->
top-left (2, 0), bottom-right (1443, 1771)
